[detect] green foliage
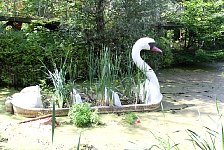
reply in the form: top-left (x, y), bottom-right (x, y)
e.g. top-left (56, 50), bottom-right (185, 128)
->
top-left (0, 29), bottom-right (44, 86)
top-left (170, 0), bottom-right (224, 41)
top-left (149, 131), bottom-right (180, 150)
top-left (0, 27), bottom-right (81, 87)
top-left (187, 99), bottom-right (223, 150)
top-left (158, 37), bottom-right (174, 67)
top-left (165, 0), bottom-right (224, 64)
top-left (123, 112), bottom-right (138, 125)
top-left (195, 49), bottom-right (210, 62)
top-left (207, 50), bottom-right (224, 62)
top-left (1, 0), bottom-right (224, 88)
top-left (68, 103), bottom-right (100, 127)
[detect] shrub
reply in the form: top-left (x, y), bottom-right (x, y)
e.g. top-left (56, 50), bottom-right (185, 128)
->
top-left (158, 37), bottom-right (174, 67)
top-left (0, 28), bottom-right (84, 87)
top-left (68, 103), bottom-right (100, 127)
top-left (123, 112), bottom-right (138, 125)
top-left (195, 49), bottom-right (210, 62)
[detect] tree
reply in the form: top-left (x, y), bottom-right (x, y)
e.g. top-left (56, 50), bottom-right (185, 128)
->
top-left (169, 0), bottom-right (224, 50)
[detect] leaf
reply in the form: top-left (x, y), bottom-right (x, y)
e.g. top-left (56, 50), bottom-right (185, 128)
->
top-left (77, 132), bottom-right (81, 150)
top-left (51, 100), bottom-right (56, 144)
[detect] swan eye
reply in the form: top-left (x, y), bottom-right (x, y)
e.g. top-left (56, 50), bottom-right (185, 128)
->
top-left (148, 43), bottom-right (155, 49)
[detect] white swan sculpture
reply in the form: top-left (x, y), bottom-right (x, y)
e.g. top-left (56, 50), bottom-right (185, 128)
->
top-left (132, 37), bottom-right (163, 104)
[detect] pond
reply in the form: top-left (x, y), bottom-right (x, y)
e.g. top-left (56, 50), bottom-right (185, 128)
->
top-left (0, 62), bottom-right (223, 149)
top-left (158, 62), bottom-right (224, 103)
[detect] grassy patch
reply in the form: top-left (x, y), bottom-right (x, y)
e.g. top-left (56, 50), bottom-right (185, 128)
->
top-left (123, 112), bottom-right (139, 125)
top-left (68, 103), bottom-right (100, 127)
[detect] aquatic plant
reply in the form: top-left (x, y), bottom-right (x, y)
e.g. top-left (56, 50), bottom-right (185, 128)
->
top-left (87, 46), bottom-right (123, 105)
top-left (41, 51), bottom-right (75, 108)
top-left (187, 99), bottom-right (223, 150)
top-left (123, 112), bottom-right (139, 125)
top-left (149, 131), bottom-right (180, 150)
top-left (68, 103), bottom-right (100, 127)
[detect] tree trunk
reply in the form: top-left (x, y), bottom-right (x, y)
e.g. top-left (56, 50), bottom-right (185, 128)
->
top-left (94, 0), bottom-right (105, 52)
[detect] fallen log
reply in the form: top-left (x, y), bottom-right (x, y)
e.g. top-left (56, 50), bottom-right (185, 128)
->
top-left (18, 114), bottom-right (60, 127)
top-left (18, 114), bottom-right (52, 124)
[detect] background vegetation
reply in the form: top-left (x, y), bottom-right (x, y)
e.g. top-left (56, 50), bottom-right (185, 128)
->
top-left (0, 0), bottom-right (223, 87)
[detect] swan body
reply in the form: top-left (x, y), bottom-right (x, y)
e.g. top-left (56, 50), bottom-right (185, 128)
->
top-left (132, 37), bottom-right (163, 104)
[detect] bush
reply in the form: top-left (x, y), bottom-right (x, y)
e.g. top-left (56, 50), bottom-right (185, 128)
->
top-left (158, 37), bottom-right (174, 67)
top-left (68, 103), bottom-right (100, 127)
top-left (195, 49), bottom-right (210, 62)
top-left (0, 27), bottom-right (84, 87)
top-left (123, 112), bottom-right (138, 125)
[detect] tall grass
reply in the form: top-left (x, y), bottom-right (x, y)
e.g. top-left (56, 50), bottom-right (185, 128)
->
top-left (149, 131), bottom-right (180, 150)
top-left (120, 51), bottom-right (135, 100)
top-left (87, 46), bottom-right (123, 105)
top-left (86, 45), bottom-right (156, 105)
top-left (41, 51), bottom-right (75, 108)
top-left (187, 128), bottom-right (218, 150)
top-left (46, 62), bottom-right (67, 108)
top-left (187, 99), bottom-right (223, 150)
top-left (87, 46), bottom-right (97, 87)
top-left (41, 51), bottom-right (76, 145)
top-left (98, 47), bottom-right (113, 104)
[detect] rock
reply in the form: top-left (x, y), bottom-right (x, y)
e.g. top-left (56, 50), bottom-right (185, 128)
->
top-left (71, 88), bottom-right (82, 104)
top-left (5, 98), bottom-right (13, 113)
top-left (112, 90), bottom-right (122, 107)
top-left (11, 85), bottom-right (43, 108)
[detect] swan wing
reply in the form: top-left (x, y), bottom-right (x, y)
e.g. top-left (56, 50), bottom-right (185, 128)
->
top-left (145, 79), bottom-right (163, 104)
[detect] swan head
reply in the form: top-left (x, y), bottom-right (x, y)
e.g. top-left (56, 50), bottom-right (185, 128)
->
top-left (135, 37), bottom-right (162, 53)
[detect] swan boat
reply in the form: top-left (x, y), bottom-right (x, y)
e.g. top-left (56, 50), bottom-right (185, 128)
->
top-left (8, 37), bottom-right (163, 118)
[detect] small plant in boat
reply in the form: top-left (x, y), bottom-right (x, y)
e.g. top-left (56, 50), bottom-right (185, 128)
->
top-left (41, 51), bottom-right (75, 108)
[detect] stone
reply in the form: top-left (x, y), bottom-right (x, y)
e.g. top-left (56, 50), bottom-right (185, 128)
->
top-left (112, 90), bottom-right (122, 107)
top-left (71, 88), bottom-right (82, 104)
top-left (11, 85), bottom-right (43, 108)
top-left (5, 98), bottom-right (13, 113)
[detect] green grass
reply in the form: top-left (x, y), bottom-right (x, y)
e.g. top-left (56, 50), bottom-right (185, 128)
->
top-left (207, 50), bottom-right (224, 61)
top-left (149, 131), bottom-right (180, 150)
top-left (123, 112), bottom-right (138, 125)
top-left (186, 99), bottom-right (223, 150)
top-left (85, 45), bottom-right (152, 105)
top-left (68, 103), bottom-right (100, 127)
top-left (41, 51), bottom-right (75, 108)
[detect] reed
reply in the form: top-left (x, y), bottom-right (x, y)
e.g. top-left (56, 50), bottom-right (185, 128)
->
top-left (149, 131), bottom-right (180, 150)
top-left (86, 45), bottom-right (154, 105)
top-left (87, 46), bottom-right (123, 105)
top-left (41, 51), bottom-right (75, 108)
top-left (187, 99), bottom-right (223, 150)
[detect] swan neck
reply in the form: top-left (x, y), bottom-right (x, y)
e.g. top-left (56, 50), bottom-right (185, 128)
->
top-left (132, 43), bottom-right (152, 74)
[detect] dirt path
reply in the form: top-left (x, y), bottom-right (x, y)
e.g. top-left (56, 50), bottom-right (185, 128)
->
top-left (0, 62), bottom-right (224, 150)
